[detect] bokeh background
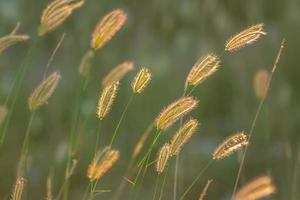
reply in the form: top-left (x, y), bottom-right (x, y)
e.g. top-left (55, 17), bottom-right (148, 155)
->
top-left (0, 0), bottom-right (299, 199)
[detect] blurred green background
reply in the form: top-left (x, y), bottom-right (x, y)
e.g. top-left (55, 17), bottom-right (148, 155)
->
top-left (0, 0), bottom-right (299, 199)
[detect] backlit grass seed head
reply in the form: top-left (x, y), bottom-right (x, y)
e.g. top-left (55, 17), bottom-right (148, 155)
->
top-left (97, 81), bottom-right (119, 120)
top-left (102, 61), bottom-right (134, 87)
top-left (235, 176), bottom-right (276, 200)
top-left (225, 23), bottom-right (266, 51)
top-left (199, 179), bottom-right (213, 200)
top-left (91, 9), bottom-right (127, 50)
top-left (87, 147), bottom-right (120, 181)
top-left (156, 143), bottom-right (170, 174)
top-left (170, 118), bottom-right (199, 156)
top-left (254, 69), bottom-right (270, 99)
top-left (212, 131), bottom-right (249, 160)
top-left (39, 0), bottom-right (84, 36)
top-left (79, 50), bottom-right (94, 77)
top-left (186, 54), bottom-right (220, 87)
top-left (28, 71), bottom-right (61, 111)
top-left (131, 68), bottom-right (152, 93)
top-left (11, 177), bottom-right (25, 200)
top-left (156, 97), bottom-right (199, 130)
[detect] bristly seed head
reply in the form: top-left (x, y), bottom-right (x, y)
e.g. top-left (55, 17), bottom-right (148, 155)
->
top-left (156, 97), bottom-right (199, 130)
top-left (131, 68), bottom-right (152, 93)
top-left (28, 71), bottom-right (61, 111)
top-left (170, 118), bottom-right (199, 156)
top-left (225, 23), bottom-right (266, 52)
top-left (91, 9), bottom-right (127, 50)
top-left (11, 176), bottom-right (25, 200)
top-left (87, 146), bottom-right (120, 181)
top-left (253, 69), bottom-right (270, 99)
top-left (186, 54), bottom-right (220, 88)
top-left (79, 50), bottom-right (94, 77)
top-left (198, 179), bottom-right (213, 200)
top-left (102, 61), bottom-right (134, 88)
top-left (212, 131), bottom-right (249, 160)
top-left (156, 143), bottom-right (170, 174)
top-left (97, 81), bottom-right (119, 120)
top-left (39, 0), bottom-right (84, 36)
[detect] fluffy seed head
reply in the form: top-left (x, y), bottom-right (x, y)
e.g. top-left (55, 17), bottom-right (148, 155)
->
top-left (79, 50), bottom-right (94, 77)
top-left (170, 118), bottom-right (199, 156)
top-left (156, 97), bottom-right (199, 130)
top-left (253, 69), bottom-right (270, 99)
top-left (102, 61), bottom-right (134, 87)
top-left (234, 176), bottom-right (276, 200)
top-left (28, 71), bottom-right (61, 111)
top-left (198, 179), bottom-right (213, 200)
top-left (91, 9), bottom-right (127, 50)
top-left (87, 147), bottom-right (120, 181)
top-left (97, 81), bottom-right (119, 120)
top-left (186, 54), bottom-right (220, 87)
top-left (212, 131), bottom-right (249, 160)
top-left (225, 23), bottom-right (266, 51)
top-left (11, 177), bottom-right (25, 200)
top-left (131, 68), bottom-right (152, 93)
top-left (156, 143), bottom-right (170, 174)
top-left (39, 0), bottom-right (84, 36)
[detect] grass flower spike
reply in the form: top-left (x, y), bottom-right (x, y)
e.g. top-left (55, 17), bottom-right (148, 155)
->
top-left (11, 177), bottom-right (25, 200)
top-left (91, 9), bottom-right (127, 50)
top-left (28, 71), bottom-right (61, 111)
top-left (97, 81), bottom-right (119, 120)
top-left (156, 97), bottom-right (198, 130)
top-left (212, 131), bottom-right (249, 160)
top-left (225, 23), bottom-right (266, 51)
top-left (87, 147), bottom-right (120, 181)
top-left (79, 50), bottom-right (94, 77)
top-left (156, 143), bottom-right (170, 174)
top-left (39, 0), bottom-right (84, 36)
top-left (170, 118), bottom-right (199, 156)
top-left (198, 179), bottom-right (213, 200)
top-left (253, 69), bottom-right (270, 99)
top-left (131, 68), bottom-right (152, 93)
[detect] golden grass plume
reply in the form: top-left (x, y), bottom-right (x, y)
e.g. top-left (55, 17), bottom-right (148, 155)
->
top-left (156, 143), bottom-right (170, 174)
top-left (91, 9), bottom-right (127, 50)
top-left (253, 69), bottom-right (270, 99)
top-left (28, 71), bottom-right (61, 111)
top-left (212, 131), bottom-right (249, 160)
top-left (102, 61), bottom-right (134, 87)
top-left (131, 68), bottom-right (152, 93)
top-left (79, 50), bottom-right (94, 77)
top-left (97, 81), bottom-right (119, 120)
top-left (87, 146), bottom-right (120, 181)
top-left (186, 54), bottom-right (220, 88)
top-left (11, 176), bottom-right (25, 200)
top-left (225, 23), bottom-right (266, 52)
top-left (156, 97), bottom-right (198, 130)
top-left (234, 176), bottom-right (276, 200)
top-left (39, 0), bottom-right (84, 36)
top-left (169, 118), bottom-right (199, 156)
top-left (198, 179), bottom-right (213, 200)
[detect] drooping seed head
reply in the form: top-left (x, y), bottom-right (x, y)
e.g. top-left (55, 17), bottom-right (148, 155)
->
top-left (87, 146), bottom-right (120, 181)
top-left (102, 61), bottom-right (134, 88)
top-left (156, 97), bottom-right (199, 130)
top-left (212, 131), bottom-right (249, 160)
top-left (198, 179), bottom-right (213, 200)
top-left (91, 9), bottom-right (127, 50)
top-left (79, 50), bottom-right (94, 77)
top-left (253, 69), bottom-right (270, 99)
top-left (28, 71), bottom-right (61, 111)
top-left (170, 118), bottom-right (199, 156)
top-left (39, 0), bottom-right (84, 36)
top-left (156, 143), bottom-right (170, 174)
top-left (225, 23), bottom-right (266, 52)
top-left (0, 106), bottom-right (8, 126)
top-left (11, 177), bottom-right (25, 200)
top-left (97, 81), bottom-right (119, 120)
top-left (186, 54), bottom-right (220, 87)
top-left (234, 176), bottom-right (276, 200)
top-left (131, 68), bottom-right (152, 93)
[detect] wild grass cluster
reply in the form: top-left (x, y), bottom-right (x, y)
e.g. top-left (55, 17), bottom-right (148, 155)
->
top-left (0, 0), bottom-right (289, 199)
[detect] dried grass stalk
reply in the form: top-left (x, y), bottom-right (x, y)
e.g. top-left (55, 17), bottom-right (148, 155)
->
top-left (225, 23), bottom-right (266, 51)
top-left (102, 61), bottom-right (134, 87)
top-left (11, 177), bottom-right (25, 200)
top-left (131, 68), bottom-right (152, 93)
top-left (91, 9), bottom-right (127, 50)
top-left (198, 179), bottom-right (213, 200)
top-left (87, 147), bottom-right (120, 181)
top-left (253, 69), bottom-right (270, 99)
top-left (156, 97), bottom-right (198, 130)
top-left (79, 50), bottom-right (94, 77)
top-left (170, 118), bottom-right (199, 156)
top-left (212, 131), bottom-right (249, 160)
top-left (28, 71), bottom-right (61, 111)
top-left (156, 143), bottom-right (170, 174)
top-left (39, 0), bottom-right (84, 36)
